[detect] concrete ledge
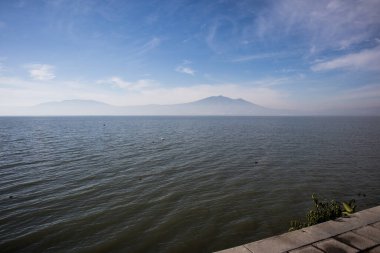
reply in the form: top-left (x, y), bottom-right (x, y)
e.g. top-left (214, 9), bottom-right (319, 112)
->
top-left (313, 238), bottom-right (358, 253)
top-left (335, 231), bottom-right (377, 250)
top-left (216, 246), bottom-right (252, 253)
top-left (215, 205), bottom-right (380, 253)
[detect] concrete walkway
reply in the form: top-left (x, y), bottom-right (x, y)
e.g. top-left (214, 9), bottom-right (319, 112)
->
top-left (216, 205), bottom-right (380, 253)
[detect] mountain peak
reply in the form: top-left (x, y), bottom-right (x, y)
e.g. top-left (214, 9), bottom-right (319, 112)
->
top-left (192, 96), bottom-right (256, 106)
top-left (203, 95), bottom-right (234, 100)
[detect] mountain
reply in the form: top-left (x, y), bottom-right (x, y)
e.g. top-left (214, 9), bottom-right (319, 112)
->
top-left (0, 96), bottom-right (287, 116)
top-left (32, 99), bottom-right (116, 115)
top-left (37, 99), bottom-right (110, 107)
top-left (122, 96), bottom-right (283, 115)
top-left (162, 95), bottom-right (277, 115)
top-left (189, 96), bottom-right (254, 106)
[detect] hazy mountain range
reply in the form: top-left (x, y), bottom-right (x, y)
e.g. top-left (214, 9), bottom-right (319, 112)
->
top-left (0, 96), bottom-right (379, 116)
top-left (0, 96), bottom-right (290, 116)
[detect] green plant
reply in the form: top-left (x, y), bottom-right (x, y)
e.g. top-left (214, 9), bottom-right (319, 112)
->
top-left (289, 194), bottom-right (356, 231)
top-left (342, 199), bottom-right (356, 215)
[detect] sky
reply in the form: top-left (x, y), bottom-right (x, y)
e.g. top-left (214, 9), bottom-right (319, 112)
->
top-left (1, 0), bottom-right (380, 113)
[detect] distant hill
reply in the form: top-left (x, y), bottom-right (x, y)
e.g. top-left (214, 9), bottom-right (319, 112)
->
top-left (32, 99), bottom-right (115, 115)
top-left (189, 96), bottom-right (255, 106)
top-left (1, 96), bottom-right (288, 116)
top-left (37, 99), bottom-right (110, 107)
top-left (161, 95), bottom-right (278, 115)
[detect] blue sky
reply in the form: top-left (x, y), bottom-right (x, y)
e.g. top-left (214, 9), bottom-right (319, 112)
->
top-left (1, 0), bottom-right (380, 112)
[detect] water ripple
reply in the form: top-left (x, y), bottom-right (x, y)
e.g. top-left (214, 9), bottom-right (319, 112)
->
top-left (0, 116), bottom-right (379, 253)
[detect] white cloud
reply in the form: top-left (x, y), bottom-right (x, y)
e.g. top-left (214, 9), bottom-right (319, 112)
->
top-left (26, 64), bottom-right (56, 80)
top-left (96, 76), bottom-right (156, 91)
top-left (0, 75), bottom-right (292, 109)
top-left (175, 66), bottom-right (195, 75)
top-left (175, 60), bottom-right (196, 75)
top-left (311, 46), bottom-right (380, 71)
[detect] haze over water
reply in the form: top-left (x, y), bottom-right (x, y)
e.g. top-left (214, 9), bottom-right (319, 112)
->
top-left (1, 116), bottom-right (380, 252)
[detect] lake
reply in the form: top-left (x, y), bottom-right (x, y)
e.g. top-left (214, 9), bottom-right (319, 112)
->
top-left (1, 116), bottom-right (379, 252)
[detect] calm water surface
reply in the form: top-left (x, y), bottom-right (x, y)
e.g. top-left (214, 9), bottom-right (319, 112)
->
top-left (0, 116), bottom-right (379, 252)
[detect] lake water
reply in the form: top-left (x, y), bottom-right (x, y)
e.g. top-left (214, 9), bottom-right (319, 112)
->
top-left (1, 116), bottom-right (379, 252)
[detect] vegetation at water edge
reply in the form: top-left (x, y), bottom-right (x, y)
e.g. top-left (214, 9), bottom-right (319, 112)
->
top-left (289, 194), bottom-right (356, 231)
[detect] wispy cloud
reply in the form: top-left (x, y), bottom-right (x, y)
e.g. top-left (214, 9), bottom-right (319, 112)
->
top-left (311, 46), bottom-right (380, 71)
top-left (96, 76), bottom-right (156, 91)
top-left (248, 77), bottom-right (291, 88)
top-left (138, 37), bottom-right (161, 55)
top-left (231, 52), bottom-right (289, 63)
top-left (26, 64), bottom-right (56, 80)
top-left (175, 66), bottom-right (195, 75)
top-left (255, 0), bottom-right (380, 52)
top-left (175, 60), bottom-right (195, 75)
top-left (205, 17), bottom-right (239, 54)
top-left (201, 1), bottom-right (380, 57)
